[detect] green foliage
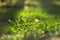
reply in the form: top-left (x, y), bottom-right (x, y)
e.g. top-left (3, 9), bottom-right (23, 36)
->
top-left (5, 7), bottom-right (60, 40)
top-left (0, 0), bottom-right (60, 40)
top-left (0, 7), bottom-right (60, 40)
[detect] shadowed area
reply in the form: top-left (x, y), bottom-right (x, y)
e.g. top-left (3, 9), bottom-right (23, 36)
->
top-left (26, 0), bottom-right (60, 16)
top-left (39, 0), bottom-right (60, 16)
top-left (0, 0), bottom-right (25, 36)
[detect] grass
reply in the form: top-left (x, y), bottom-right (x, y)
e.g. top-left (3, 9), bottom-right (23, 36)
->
top-left (0, 0), bottom-right (60, 40)
top-left (0, 7), bottom-right (60, 40)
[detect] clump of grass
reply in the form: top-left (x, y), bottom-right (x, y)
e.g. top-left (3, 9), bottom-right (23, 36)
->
top-left (1, 7), bottom-right (60, 40)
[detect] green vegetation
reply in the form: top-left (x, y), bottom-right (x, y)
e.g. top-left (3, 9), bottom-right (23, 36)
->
top-left (0, 0), bottom-right (60, 40)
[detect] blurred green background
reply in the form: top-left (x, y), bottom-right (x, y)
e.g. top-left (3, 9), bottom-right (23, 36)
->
top-left (0, 0), bottom-right (60, 40)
